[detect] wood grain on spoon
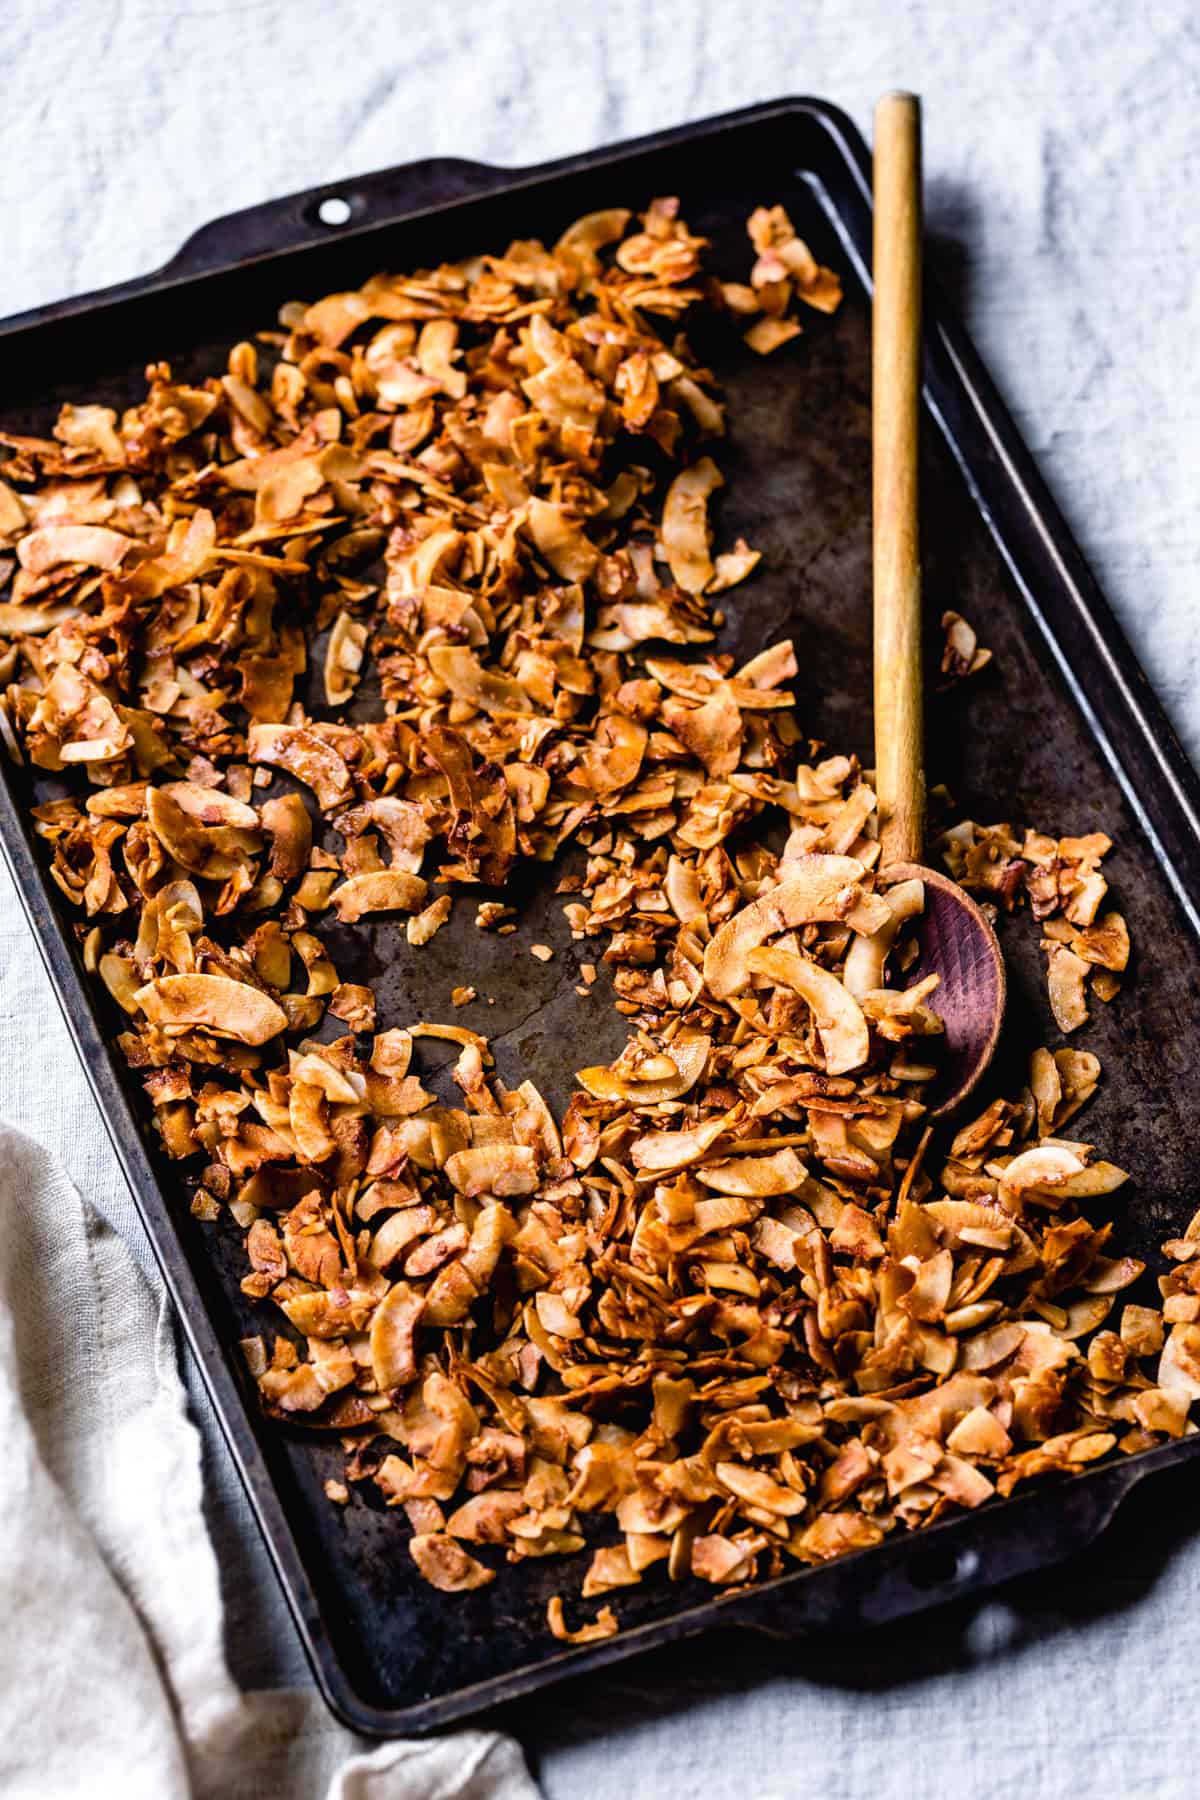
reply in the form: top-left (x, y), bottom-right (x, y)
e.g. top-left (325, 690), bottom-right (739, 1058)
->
top-left (872, 92), bottom-right (1005, 1116)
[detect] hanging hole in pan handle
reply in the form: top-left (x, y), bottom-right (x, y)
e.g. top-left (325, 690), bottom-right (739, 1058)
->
top-left (906, 1544), bottom-right (980, 1590)
top-left (307, 193), bottom-right (361, 229)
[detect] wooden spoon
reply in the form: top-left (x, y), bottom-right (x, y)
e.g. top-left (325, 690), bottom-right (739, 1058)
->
top-left (872, 91), bottom-right (1005, 1116)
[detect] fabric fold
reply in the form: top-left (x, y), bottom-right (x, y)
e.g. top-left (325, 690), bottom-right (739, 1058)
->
top-left (0, 1119), bottom-right (539, 1800)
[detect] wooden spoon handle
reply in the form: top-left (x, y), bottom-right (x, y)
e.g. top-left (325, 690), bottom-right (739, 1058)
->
top-left (873, 91), bottom-right (925, 868)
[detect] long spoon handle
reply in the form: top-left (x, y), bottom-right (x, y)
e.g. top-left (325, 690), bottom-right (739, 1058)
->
top-left (872, 91), bottom-right (925, 868)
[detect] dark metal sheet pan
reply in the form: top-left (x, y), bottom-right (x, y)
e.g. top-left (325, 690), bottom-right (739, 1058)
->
top-left (3, 97), bottom-right (1199, 1736)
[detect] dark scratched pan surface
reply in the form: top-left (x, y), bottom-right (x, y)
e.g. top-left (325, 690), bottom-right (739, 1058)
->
top-left (2, 100), bottom-right (1200, 1734)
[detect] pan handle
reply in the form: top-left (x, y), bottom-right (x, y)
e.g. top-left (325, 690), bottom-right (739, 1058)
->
top-left (0, 155), bottom-right (526, 339)
top-left (718, 1443), bottom-right (1198, 1641)
top-left (162, 156), bottom-right (519, 282)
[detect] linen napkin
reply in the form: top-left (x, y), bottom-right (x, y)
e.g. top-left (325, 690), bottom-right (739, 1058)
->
top-left (0, 1116), bottom-right (540, 1800)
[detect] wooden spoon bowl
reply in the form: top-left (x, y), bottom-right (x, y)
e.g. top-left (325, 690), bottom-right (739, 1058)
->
top-left (882, 863), bottom-right (1006, 1116)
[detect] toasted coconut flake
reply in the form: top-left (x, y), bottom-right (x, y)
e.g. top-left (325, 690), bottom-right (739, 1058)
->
top-left (703, 857), bottom-right (884, 999)
top-left (324, 612), bottom-right (368, 706)
top-left (556, 208), bottom-right (633, 259)
top-left (665, 855), bottom-right (704, 923)
top-left (1159, 1325), bottom-right (1200, 1401)
top-left (695, 1147), bottom-right (806, 1197)
top-left (247, 725), bottom-right (354, 811)
top-left (289, 1081), bottom-right (337, 1162)
top-left (1072, 911), bottom-right (1130, 972)
top-left (161, 781), bottom-right (260, 831)
top-left (0, 601), bottom-right (79, 636)
top-left (744, 317), bottom-right (803, 356)
top-left (370, 1206), bottom-right (436, 1270)
top-left (100, 953), bottom-right (142, 1014)
top-left (427, 644), bottom-right (534, 716)
top-left (17, 524), bottom-right (130, 575)
top-left (997, 1144), bottom-right (1128, 1205)
top-left (261, 794), bottom-right (312, 882)
top-left (135, 974), bottom-right (287, 1045)
top-left (844, 878), bottom-right (923, 999)
top-left (691, 1532), bottom-right (764, 1584)
top-left (708, 541), bottom-right (762, 593)
top-left (940, 611), bottom-right (992, 682)
top-left (1121, 1306), bottom-right (1164, 1358)
top-left (581, 1545), bottom-right (641, 1597)
top-left (998, 1144), bottom-right (1086, 1200)
top-left (410, 1534), bottom-right (494, 1592)
top-left (747, 946), bottom-right (870, 1075)
top-left (576, 1030), bottom-right (710, 1104)
top-left (631, 1111), bottom-right (733, 1176)
top-left (446, 1490), bottom-right (527, 1543)
top-left (146, 785), bottom-right (257, 879)
top-left (1029, 1047), bottom-right (1063, 1135)
top-left (715, 1461), bottom-right (806, 1517)
top-left (946, 1406), bottom-right (1012, 1460)
top-left (407, 895), bottom-right (452, 946)
top-left (329, 870), bottom-right (428, 922)
top-left (546, 1597), bottom-right (618, 1643)
top-left (1044, 942), bottom-right (1090, 1034)
top-left (792, 1513), bottom-right (885, 1564)
top-left (527, 499), bottom-right (599, 581)
top-left (661, 457), bottom-right (723, 594)
top-left (339, 797), bottom-right (430, 873)
top-left (370, 1282), bottom-right (425, 1393)
top-left (445, 1145), bottom-right (538, 1197)
top-left (575, 713), bottom-right (648, 796)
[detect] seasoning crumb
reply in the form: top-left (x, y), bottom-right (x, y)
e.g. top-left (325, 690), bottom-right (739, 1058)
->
top-left (530, 944), bottom-right (554, 962)
top-left (547, 1596), bottom-right (618, 1644)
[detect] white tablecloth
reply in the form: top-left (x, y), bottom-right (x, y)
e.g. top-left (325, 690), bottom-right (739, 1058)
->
top-left (2, 2), bottom-right (1198, 1794)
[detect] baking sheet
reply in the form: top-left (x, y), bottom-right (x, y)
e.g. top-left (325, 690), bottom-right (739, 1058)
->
top-left (2, 99), bottom-right (1199, 1734)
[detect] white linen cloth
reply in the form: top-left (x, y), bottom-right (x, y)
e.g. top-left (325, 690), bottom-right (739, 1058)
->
top-left (0, 1119), bottom-right (540, 1800)
top-left (1, 1), bottom-right (1199, 1796)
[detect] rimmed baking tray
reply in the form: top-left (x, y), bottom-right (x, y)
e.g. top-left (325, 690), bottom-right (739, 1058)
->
top-left (2, 97), bottom-right (1199, 1736)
